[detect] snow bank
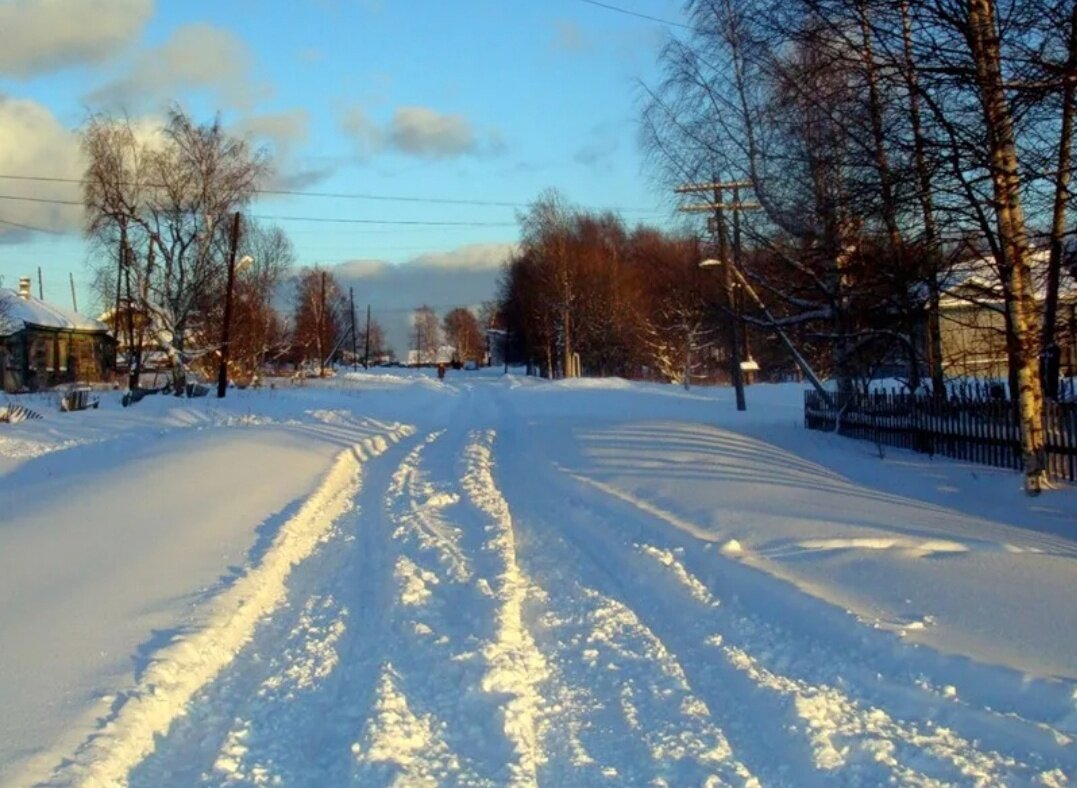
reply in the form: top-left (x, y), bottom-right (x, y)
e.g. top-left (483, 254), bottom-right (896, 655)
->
top-left (52, 427), bottom-right (411, 787)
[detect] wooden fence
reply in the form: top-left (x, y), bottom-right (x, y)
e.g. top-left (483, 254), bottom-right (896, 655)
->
top-left (804, 382), bottom-right (1077, 482)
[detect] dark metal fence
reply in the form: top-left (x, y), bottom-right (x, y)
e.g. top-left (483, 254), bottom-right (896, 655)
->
top-left (804, 380), bottom-right (1077, 482)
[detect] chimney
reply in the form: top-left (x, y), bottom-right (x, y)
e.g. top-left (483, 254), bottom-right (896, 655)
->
top-left (18, 277), bottom-right (32, 300)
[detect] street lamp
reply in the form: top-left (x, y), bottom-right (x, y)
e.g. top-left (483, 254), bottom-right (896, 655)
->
top-left (699, 257), bottom-right (831, 403)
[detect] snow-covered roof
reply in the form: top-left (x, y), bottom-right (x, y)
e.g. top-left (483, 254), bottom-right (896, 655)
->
top-left (0, 289), bottom-right (110, 336)
top-left (939, 247), bottom-right (1077, 309)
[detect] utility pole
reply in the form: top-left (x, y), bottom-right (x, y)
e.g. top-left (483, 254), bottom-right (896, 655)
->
top-left (217, 211), bottom-right (242, 399)
top-left (37, 267), bottom-right (43, 300)
top-left (732, 184), bottom-right (753, 385)
top-left (676, 180), bottom-right (760, 411)
top-left (415, 313), bottom-right (422, 367)
top-left (319, 270), bottom-right (328, 377)
top-left (349, 287), bottom-right (358, 369)
top-left (720, 260), bottom-right (830, 403)
top-left (364, 304), bottom-right (372, 368)
top-left (114, 222), bottom-right (125, 341)
top-left (69, 272), bottom-right (78, 313)
top-left (124, 243), bottom-right (138, 390)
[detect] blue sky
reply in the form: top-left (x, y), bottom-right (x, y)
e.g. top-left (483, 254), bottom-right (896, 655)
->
top-left (0, 0), bottom-right (687, 349)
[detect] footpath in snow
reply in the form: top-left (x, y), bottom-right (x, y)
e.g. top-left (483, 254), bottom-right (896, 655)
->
top-left (0, 372), bottom-right (1074, 786)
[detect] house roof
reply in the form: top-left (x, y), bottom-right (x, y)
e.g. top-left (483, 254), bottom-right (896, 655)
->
top-left (939, 247), bottom-right (1077, 309)
top-left (0, 289), bottom-right (110, 336)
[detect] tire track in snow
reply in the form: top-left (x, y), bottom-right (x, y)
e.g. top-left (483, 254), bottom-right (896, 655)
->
top-left (351, 422), bottom-right (552, 785)
top-left (460, 429), bottom-right (549, 786)
top-left (387, 430), bottom-right (472, 583)
top-left (632, 544), bottom-right (1020, 786)
top-left (54, 422), bottom-right (413, 788)
top-left (347, 427), bottom-right (493, 786)
top-left (350, 663), bottom-right (472, 786)
top-left (569, 464), bottom-right (1075, 749)
top-left (552, 460), bottom-right (1073, 785)
top-left (208, 594), bottom-right (350, 785)
top-left (533, 575), bottom-right (759, 786)
top-left (488, 427), bottom-right (762, 785)
top-left (132, 427), bottom-right (462, 787)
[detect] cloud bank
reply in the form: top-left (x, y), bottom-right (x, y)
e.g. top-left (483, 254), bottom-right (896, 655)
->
top-left (0, 97), bottom-right (84, 240)
top-left (0, 0), bottom-right (152, 77)
top-left (329, 243), bottom-right (515, 355)
top-left (340, 105), bottom-right (502, 160)
top-left (85, 23), bottom-right (268, 110)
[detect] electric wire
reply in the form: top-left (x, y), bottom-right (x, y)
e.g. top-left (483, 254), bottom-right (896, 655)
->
top-left (574, 0), bottom-right (692, 30)
top-left (0, 174), bottom-right (664, 215)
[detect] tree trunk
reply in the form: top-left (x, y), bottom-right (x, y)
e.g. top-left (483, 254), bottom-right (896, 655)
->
top-left (967, 0), bottom-right (1048, 493)
top-left (900, 0), bottom-right (945, 395)
top-left (1042, 0), bottom-right (1077, 400)
top-left (562, 307), bottom-right (573, 379)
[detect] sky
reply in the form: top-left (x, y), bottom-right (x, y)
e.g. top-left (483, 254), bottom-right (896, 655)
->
top-left (0, 0), bottom-right (689, 353)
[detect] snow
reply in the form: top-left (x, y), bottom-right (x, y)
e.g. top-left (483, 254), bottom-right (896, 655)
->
top-left (0, 289), bottom-right (109, 334)
top-left (0, 370), bottom-right (1074, 786)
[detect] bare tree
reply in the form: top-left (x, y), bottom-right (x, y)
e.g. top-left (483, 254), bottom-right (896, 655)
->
top-left (293, 266), bottom-right (345, 375)
top-left (639, 0), bottom-right (1064, 491)
top-left (361, 316), bottom-right (389, 363)
top-left (442, 307), bottom-right (483, 362)
top-left (225, 221), bottom-right (294, 383)
top-left (82, 106), bottom-right (269, 393)
top-left (411, 305), bottom-right (440, 364)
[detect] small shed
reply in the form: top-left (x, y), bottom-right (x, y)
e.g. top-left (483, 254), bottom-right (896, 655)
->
top-left (0, 277), bottom-right (116, 393)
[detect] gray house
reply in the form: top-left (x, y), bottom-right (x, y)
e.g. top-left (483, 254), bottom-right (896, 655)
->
top-left (0, 277), bottom-right (115, 393)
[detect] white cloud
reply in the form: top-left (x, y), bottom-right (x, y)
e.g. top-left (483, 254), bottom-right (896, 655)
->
top-left (408, 243), bottom-right (517, 270)
top-left (339, 105), bottom-right (384, 158)
top-left (233, 110), bottom-right (337, 189)
top-left (0, 0), bottom-right (152, 77)
top-left (330, 243), bottom-right (515, 354)
top-left (0, 96), bottom-right (84, 239)
top-left (85, 23), bottom-right (269, 110)
top-left (388, 106), bottom-right (475, 158)
top-left (236, 110), bottom-right (310, 149)
top-left (340, 105), bottom-right (502, 160)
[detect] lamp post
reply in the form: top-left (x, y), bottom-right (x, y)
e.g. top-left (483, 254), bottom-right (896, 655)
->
top-left (217, 211), bottom-right (253, 398)
top-left (699, 258), bottom-right (831, 404)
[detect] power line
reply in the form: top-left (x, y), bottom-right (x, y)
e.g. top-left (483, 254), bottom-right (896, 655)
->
top-left (574, 0), bottom-right (692, 30)
top-left (0, 173), bottom-right (665, 215)
top-left (251, 214), bottom-right (516, 228)
top-left (0, 216), bottom-right (63, 234)
top-left (0, 194), bottom-right (516, 227)
top-left (0, 193), bottom-right (82, 206)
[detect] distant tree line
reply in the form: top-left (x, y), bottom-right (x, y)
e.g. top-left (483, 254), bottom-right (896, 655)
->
top-left (497, 192), bottom-right (756, 385)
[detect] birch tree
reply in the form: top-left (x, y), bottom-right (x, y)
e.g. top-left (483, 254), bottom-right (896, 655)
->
top-left (83, 106), bottom-right (269, 392)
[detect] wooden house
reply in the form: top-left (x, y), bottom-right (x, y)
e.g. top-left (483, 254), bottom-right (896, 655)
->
top-left (0, 277), bottom-right (115, 392)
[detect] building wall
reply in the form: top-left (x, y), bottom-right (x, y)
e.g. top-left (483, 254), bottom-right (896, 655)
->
top-left (939, 304), bottom-right (1009, 379)
top-left (1, 329), bottom-right (115, 392)
top-left (938, 300), bottom-right (1077, 380)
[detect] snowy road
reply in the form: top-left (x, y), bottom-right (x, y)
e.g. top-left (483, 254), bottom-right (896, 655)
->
top-left (3, 375), bottom-right (1075, 786)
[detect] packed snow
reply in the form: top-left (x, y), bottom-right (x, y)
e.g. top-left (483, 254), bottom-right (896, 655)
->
top-left (0, 370), bottom-right (1074, 786)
